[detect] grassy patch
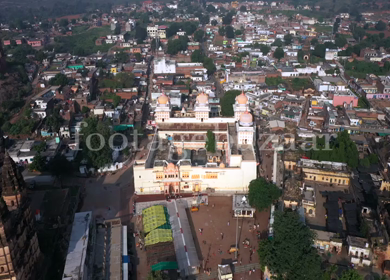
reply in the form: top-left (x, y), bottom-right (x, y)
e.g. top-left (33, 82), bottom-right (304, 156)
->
top-left (71, 25), bottom-right (90, 34)
top-left (313, 24), bottom-right (333, 33)
top-left (53, 26), bottom-right (112, 55)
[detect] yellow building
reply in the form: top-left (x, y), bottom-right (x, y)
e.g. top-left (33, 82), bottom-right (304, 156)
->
top-left (231, 1), bottom-right (239, 8)
top-left (299, 159), bottom-right (350, 185)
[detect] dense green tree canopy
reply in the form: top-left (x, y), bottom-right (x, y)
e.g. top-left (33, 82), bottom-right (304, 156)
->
top-left (206, 4), bottom-right (217, 13)
top-left (205, 130), bottom-right (216, 153)
top-left (258, 211), bottom-right (323, 280)
top-left (194, 30), bottom-right (205, 42)
top-left (307, 131), bottom-right (359, 168)
top-left (220, 90), bottom-right (240, 116)
top-left (147, 271), bottom-right (169, 280)
top-left (284, 34), bottom-right (293, 45)
top-left (135, 26), bottom-right (147, 41)
top-left (218, 26), bottom-right (226, 36)
top-left (211, 19), bottom-right (218, 26)
top-left (248, 178), bottom-right (281, 212)
top-left (80, 117), bottom-right (113, 168)
top-left (167, 36), bottom-right (188, 55)
top-left (339, 269), bottom-right (363, 280)
top-left (225, 26), bottom-right (235, 39)
top-left (272, 39), bottom-right (283, 47)
top-left (375, 20), bottom-right (387, 31)
top-left (49, 73), bottom-right (69, 86)
top-left (273, 47), bottom-right (285, 61)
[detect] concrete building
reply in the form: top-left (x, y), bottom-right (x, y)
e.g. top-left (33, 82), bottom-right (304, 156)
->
top-left (298, 159), bottom-right (350, 185)
top-left (154, 58), bottom-right (176, 74)
top-left (102, 219), bottom-right (128, 280)
top-left (347, 236), bottom-right (371, 266)
top-left (133, 92), bottom-right (257, 194)
top-left (233, 194), bottom-right (255, 218)
top-left (62, 211), bottom-right (95, 280)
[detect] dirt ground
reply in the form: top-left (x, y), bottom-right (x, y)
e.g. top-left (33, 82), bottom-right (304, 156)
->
top-left (190, 196), bottom-right (270, 280)
top-left (132, 196), bottom-right (270, 280)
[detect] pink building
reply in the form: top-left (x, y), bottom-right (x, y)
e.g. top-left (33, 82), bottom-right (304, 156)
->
top-left (3, 40), bottom-right (11, 46)
top-left (15, 39), bottom-right (23, 45)
top-left (27, 40), bottom-right (42, 47)
top-left (333, 92), bottom-right (359, 107)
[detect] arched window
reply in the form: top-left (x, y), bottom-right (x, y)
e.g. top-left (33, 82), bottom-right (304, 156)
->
top-left (0, 267), bottom-right (5, 273)
top-left (10, 201), bottom-right (14, 207)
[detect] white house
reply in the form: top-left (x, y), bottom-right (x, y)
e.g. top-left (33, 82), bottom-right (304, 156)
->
top-left (347, 236), bottom-right (371, 266)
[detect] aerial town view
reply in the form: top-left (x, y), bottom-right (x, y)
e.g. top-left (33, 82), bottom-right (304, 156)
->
top-left (1, 0), bottom-right (390, 279)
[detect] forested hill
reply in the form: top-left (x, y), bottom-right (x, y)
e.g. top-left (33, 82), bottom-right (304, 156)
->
top-left (0, 0), bottom-right (118, 22)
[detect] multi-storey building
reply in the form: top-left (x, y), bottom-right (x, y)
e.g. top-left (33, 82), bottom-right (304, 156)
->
top-left (134, 92), bottom-right (257, 194)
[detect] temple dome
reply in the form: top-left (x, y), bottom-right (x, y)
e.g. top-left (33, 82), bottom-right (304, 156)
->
top-left (157, 94), bottom-right (169, 105)
top-left (196, 92), bottom-right (209, 104)
top-left (236, 91), bottom-right (248, 104)
top-left (239, 111), bottom-right (253, 124)
top-left (166, 162), bottom-right (176, 171)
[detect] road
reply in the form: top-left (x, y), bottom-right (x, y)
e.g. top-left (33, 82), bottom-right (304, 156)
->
top-left (74, 166), bottom-right (135, 225)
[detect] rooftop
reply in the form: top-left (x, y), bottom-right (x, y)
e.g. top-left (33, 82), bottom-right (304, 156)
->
top-left (233, 194), bottom-right (255, 211)
top-left (62, 211), bottom-right (92, 280)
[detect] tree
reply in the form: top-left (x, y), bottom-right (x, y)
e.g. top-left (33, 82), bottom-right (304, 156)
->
top-left (272, 39), bottom-right (283, 47)
top-left (248, 178), bottom-right (281, 212)
top-left (339, 270), bottom-right (363, 280)
top-left (284, 34), bottom-right (293, 45)
top-left (80, 117), bottom-right (113, 168)
top-left (375, 20), bottom-right (387, 31)
top-left (225, 26), bottom-right (235, 39)
top-left (48, 155), bottom-right (73, 185)
top-left (71, 19), bottom-right (76, 25)
top-left (115, 51), bottom-right (129, 63)
top-left (222, 12), bottom-right (234, 25)
top-left (167, 37), bottom-right (188, 55)
top-left (49, 73), bottom-right (68, 86)
top-left (335, 36), bottom-right (347, 48)
top-left (205, 129), bottom-right (216, 153)
top-left (46, 108), bottom-right (64, 132)
top-left (258, 211), bottom-right (323, 280)
top-left (360, 157), bottom-right (370, 167)
top-left (113, 95), bottom-right (121, 107)
top-left (199, 14), bottom-right (210, 25)
top-left (235, 30), bottom-right (242, 36)
top-left (273, 47), bottom-right (285, 61)
top-left (260, 44), bottom-right (270, 55)
top-left (211, 19), bottom-right (218, 26)
top-left (239, 5), bottom-right (247, 12)
top-left (147, 271), bottom-right (169, 280)
top-left (312, 44), bottom-right (326, 58)
top-left (29, 153), bottom-right (46, 172)
top-left (379, 33), bottom-right (385, 39)
top-left (135, 26), bottom-right (147, 41)
top-left (35, 50), bottom-right (46, 62)
top-left (194, 30), bottom-right (205, 42)
top-left (220, 90), bottom-right (240, 116)
top-left (203, 57), bottom-right (216, 75)
top-left (191, 50), bottom-right (204, 62)
top-left (307, 131), bottom-right (359, 168)
top-left (218, 26), bottom-right (226, 36)
top-left (114, 25), bottom-right (121, 35)
top-left (311, 38), bottom-right (319, 46)
top-left (59, 19), bottom-right (69, 28)
top-left (134, 53), bottom-right (141, 62)
top-left (207, 4), bottom-right (216, 13)
top-left (333, 22), bottom-right (340, 34)
top-left (81, 106), bottom-right (90, 114)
